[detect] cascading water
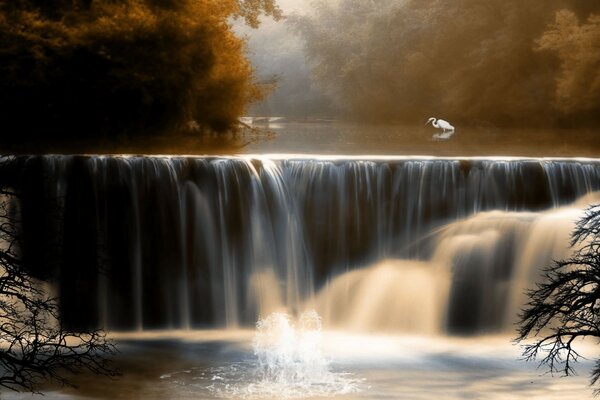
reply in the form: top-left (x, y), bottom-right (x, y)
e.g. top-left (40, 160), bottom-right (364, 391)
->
top-left (1, 155), bottom-right (600, 335)
top-left (311, 199), bottom-right (593, 334)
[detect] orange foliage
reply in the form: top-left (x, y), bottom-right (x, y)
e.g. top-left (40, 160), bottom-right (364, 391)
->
top-left (538, 10), bottom-right (600, 117)
top-left (0, 0), bottom-right (280, 142)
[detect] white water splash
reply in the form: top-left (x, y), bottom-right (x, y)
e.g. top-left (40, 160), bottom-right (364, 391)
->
top-left (252, 311), bottom-right (329, 384)
top-left (207, 311), bottom-right (362, 399)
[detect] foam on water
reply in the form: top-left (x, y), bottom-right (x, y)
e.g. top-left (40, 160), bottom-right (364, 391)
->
top-left (206, 311), bottom-right (362, 399)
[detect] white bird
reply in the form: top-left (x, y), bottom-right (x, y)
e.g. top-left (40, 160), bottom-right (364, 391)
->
top-left (425, 117), bottom-right (455, 133)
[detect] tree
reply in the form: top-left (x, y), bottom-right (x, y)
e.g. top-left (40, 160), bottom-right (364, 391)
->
top-left (0, 187), bottom-right (116, 392)
top-left (291, 0), bottom-right (600, 127)
top-left (516, 204), bottom-right (600, 395)
top-left (537, 10), bottom-right (600, 118)
top-left (0, 0), bottom-right (281, 144)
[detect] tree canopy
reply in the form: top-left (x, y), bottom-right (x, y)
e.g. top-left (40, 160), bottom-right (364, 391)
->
top-left (0, 0), bottom-right (281, 144)
top-left (537, 10), bottom-right (600, 118)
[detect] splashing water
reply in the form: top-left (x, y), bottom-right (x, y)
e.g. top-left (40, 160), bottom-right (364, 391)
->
top-left (253, 311), bottom-right (329, 385)
top-left (205, 311), bottom-right (362, 399)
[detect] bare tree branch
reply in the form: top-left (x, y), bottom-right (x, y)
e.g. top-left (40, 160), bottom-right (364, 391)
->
top-left (0, 186), bottom-right (117, 393)
top-left (516, 204), bottom-right (600, 395)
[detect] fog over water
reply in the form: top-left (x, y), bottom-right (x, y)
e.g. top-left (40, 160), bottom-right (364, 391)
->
top-left (235, 0), bottom-right (333, 118)
top-left (240, 0), bottom-right (600, 128)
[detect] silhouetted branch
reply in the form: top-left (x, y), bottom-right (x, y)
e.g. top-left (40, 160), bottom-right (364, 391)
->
top-left (516, 204), bottom-right (600, 395)
top-left (0, 186), bottom-right (118, 393)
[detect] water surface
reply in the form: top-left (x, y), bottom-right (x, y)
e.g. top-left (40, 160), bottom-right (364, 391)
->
top-left (4, 332), bottom-right (596, 400)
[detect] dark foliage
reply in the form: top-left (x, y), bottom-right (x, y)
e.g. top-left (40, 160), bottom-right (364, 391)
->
top-left (516, 204), bottom-right (600, 394)
top-left (0, 0), bottom-right (280, 145)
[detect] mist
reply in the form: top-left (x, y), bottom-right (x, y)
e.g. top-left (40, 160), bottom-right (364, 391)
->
top-left (245, 0), bottom-right (600, 127)
top-left (235, 0), bottom-right (333, 117)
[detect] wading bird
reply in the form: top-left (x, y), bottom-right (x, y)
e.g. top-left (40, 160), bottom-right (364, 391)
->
top-left (425, 117), bottom-right (455, 133)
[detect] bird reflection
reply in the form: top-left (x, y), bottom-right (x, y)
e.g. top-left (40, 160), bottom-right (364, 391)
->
top-left (432, 131), bottom-right (455, 141)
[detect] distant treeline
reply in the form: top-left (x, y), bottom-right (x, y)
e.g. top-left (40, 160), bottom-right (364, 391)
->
top-left (292, 0), bottom-right (600, 127)
top-left (0, 0), bottom-right (280, 143)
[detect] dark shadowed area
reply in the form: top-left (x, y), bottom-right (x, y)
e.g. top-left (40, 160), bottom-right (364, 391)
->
top-left (0, 0), bottom-right (280, 145)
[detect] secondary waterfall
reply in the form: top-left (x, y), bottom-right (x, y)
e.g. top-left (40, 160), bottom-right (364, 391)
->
top-left (1, 155), bottom-right (599, 334)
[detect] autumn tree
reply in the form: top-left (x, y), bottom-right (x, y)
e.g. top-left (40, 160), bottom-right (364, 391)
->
top-left (0, 0), bottom-right (281, 144)
top-left (537, 10), bottom-right (600, 119)
top-left (291, 0), bottom-right (600, 127)
top-left (516, 204), bottom-right (600, 395)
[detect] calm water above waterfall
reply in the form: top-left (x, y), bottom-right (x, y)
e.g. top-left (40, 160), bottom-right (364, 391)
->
top-left (242, 121), bottom-right (600, 158)
top-left (1, 152), bottom-right (600, 399)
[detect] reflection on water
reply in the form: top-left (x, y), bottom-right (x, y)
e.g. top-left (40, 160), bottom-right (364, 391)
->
top-left (432, 130), bottom-right (455, 141)
top-left (244, 120), bottom-right (600, 157)
top-left (3, 120), bottom-right (597, 156)
top-left (3, 331), bottom-right (596, 400)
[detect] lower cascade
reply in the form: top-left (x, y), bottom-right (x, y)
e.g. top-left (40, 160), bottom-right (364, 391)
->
top-left (1, 155), bottom-right (599, 334)
top-left (310, 200), bottom-right (589, 334)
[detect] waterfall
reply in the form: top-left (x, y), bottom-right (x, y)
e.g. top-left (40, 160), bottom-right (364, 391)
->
top-left (312, 201), bottom-right (593, 334)
top-left (1, 155), bottom-right (599, 333)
